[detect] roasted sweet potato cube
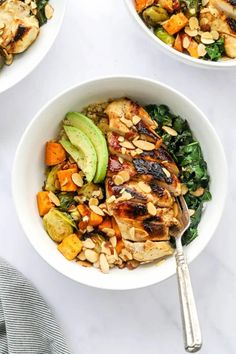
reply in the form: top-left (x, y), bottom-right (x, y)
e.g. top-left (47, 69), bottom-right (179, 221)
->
top-left (89, 212), bottom-right (103, 226)
top-left (174, 33), bottom-right (183, 52)
top-left (57, 167), bottom-right (78, 192)
top-left (57, 234), bottom-right (82, 260)
top-left (187, 39), bottom-right (199, 58)
top-left (45, 142), bottom-right (66, 166)
top-left (162, 13), bottom-right (188, 35)
top-left (37, 191), bottom-right (53, 216)
top-left (159, 0), bottom-right (173, 13)
top-left (77, 204), bottom-right (90, 217)
top-left (135, 0), bottom-right (156, 13)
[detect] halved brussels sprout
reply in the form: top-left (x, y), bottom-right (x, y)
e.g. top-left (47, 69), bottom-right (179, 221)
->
top-left (182, 0), bottom-right (199, 17)
top-left (154, 27), bottom-right (175, 45)
top-left (77, 183), bottom-right (102, 200)
top-left (45, 164), bottom-right (62, 192)
top-left (142, 6), bottom-right (169, 27)
top-left (43, 208), bottom-right (74, 242)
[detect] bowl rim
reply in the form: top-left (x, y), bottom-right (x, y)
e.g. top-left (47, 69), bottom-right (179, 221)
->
top-left (12, 75), bottom-right (228, 290)
top-left (124, 0), bottom-right (236, 69)
top-left (0, 0), bottom-right (68, 94)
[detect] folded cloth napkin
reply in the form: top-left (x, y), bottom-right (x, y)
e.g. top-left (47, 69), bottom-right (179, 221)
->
top-left (0, 258), bottom-right (70, 354)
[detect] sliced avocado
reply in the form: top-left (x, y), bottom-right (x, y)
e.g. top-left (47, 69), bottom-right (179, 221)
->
top-left (63, 126), bottom-right (97, 183)
top-left (66, 112), bottom-right (108, 183)
top-left (60, 138), bottom-right (86, 172)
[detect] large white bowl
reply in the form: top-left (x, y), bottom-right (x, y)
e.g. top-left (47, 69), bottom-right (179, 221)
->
top-left (0, 0), bottom-right (67, 94)
top-left (12, 76), bottom-right (227, 290)
top-left (124, 0), bottom-right (236, 69)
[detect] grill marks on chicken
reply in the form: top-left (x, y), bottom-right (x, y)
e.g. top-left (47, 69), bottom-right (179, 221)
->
top-left (105, 98), bottom-right (182, 263)
top-left (106, 179), bottom-right (173, 207)
top-left (0, 0), bottom-right (39, 62)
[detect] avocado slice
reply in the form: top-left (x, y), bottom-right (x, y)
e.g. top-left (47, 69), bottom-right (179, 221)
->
top-left (66, 112), bottom-right (108, 183)
top-left (60, 138), bottom-right (86, 172)
top-left (63, 126), bottom-right (97, 183)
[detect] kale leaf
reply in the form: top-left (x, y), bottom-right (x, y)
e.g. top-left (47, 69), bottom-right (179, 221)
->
top-left (57, 193), bottom-right (76, 212)
top-left (35, 0), bottom-right (49, 27)
top-left (146, 104), bottom-right (211, 246)
top-left (204, 38), bottom-right (225, 61)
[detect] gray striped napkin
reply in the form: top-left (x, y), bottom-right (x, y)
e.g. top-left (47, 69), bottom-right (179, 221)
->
top-left (0, 258), bottom-right (70, 354)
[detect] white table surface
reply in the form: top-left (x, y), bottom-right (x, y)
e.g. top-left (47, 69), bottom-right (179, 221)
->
top-left (0, 1), bottom-right (235, 353)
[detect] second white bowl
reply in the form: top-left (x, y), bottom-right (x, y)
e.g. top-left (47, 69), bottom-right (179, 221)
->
top-left (124, 0), bottom-right (236, 69)
top-left (0, 0), bottom-right (67, 94)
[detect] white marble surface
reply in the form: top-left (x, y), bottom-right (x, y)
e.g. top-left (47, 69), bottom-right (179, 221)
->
top-left (0, 1), bottom-right (235, 353)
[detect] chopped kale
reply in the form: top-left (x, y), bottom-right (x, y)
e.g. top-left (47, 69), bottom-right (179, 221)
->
top-left (57, 193), bottom-right (76, 212)
top-left (35, 0), bottom-right (49, 27)
top-left (204, 38), bottom-right (225, 62)
top-left (146, 104), bottom-right (211, 246)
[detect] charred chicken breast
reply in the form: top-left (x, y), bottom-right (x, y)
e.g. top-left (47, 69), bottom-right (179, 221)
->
top-left (104, 98), bottom-right (182, 263)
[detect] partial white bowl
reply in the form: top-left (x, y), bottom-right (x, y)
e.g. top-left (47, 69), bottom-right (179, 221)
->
top-left (12, 76), bottom-right (227, 290)
top-left (124, 0), bottom-right (236, 69)
top-left (0, 0), bottom-right (67, 94)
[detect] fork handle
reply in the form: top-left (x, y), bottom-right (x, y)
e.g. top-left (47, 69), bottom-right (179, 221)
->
top-left (176, 250), bottom-right (202, 353)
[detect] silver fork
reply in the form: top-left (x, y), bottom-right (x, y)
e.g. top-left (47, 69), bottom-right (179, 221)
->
top-left (172, 195), bottom-right (202, 353)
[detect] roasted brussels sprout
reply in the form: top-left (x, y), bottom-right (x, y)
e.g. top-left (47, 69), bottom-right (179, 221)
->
top-left (77, 183), bottom-right (102, 200)
top-left (43, 208), bottom-right (74, 242)
top-left (142, 6), bottom-right (169, 27)
top-left (45, 164), bottom-right (62, 192)
top-left (154, 27), bottom-right (175, 45)
top-left (182, 0), bottom-right (199, 17)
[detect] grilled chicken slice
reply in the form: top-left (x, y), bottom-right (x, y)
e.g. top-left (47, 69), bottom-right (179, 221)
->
top-left (0, 0), bottom-right (39, 55)
top-left (105, 98), bottom-right (159, 142)
top-left (140, 148), bottom-right (180, 176)
top-left (124, 240), bottom-right (174, 263)
top-left (106, 178), bottom-right (174, 207)
top-left (133, 157), bottom-right (181, 196)
top-left (107, 196), bottom-right (179, 242)
top-left (115, 215), bottom-right (170, 242)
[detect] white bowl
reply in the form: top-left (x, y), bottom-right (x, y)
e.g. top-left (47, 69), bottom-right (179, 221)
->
top-left (0, 0), bottom-right (67, 94)
top-left (124, 0), bottom-right (236, 69)
top-left (12, 76), bottom-right (227, 290)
